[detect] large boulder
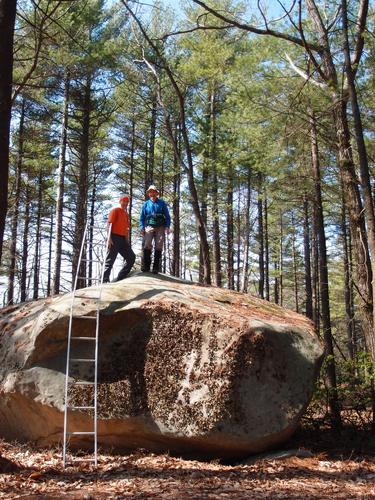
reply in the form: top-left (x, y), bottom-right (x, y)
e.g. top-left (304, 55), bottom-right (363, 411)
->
top-left (0, 273), bottom-right (323, 460)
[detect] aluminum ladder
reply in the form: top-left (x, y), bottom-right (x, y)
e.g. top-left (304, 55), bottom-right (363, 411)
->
top-left (62, 220), bottom-right (111, 467)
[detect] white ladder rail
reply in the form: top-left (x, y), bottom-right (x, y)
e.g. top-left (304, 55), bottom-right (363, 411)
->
top-left (63, 221), bottom-right (112, 468)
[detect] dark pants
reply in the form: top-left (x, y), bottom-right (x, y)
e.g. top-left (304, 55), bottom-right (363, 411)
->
top-left (103, 233), bottom-right (135, 282)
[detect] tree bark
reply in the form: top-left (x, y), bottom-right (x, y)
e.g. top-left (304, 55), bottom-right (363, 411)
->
top-left (264, 196), bottom-right (270, 301)
top-left (341, 0), bottom-right (375, 358)
top-left (241, 168), bottom-right (251, 293)
top-left (33, 172), bottom-right (43, 300)
top-left (303, 194), bottom-right (313, 320)
top-left (226, 164), bottom-right (234, 290)
top-left (291, 212), bottom-right (299, 313)
top-left (210, 91), bottom-right (221, 287)
top-left (53, 71), bottom-right (70, 295)
top-left (257, 174), bottom-right (264, 299)
top-left (0, 0), bottom-right (17, 265)
top-left (311, 112), bottom-right (341, 429)
top-left (20, 183), bottom-right (31, 302)
top-left (172, 124), bottom-right (181, 277)
top-left (7, 99), bottom-right (25, 305)
top-left (72, 76), bottom-right (91, 290)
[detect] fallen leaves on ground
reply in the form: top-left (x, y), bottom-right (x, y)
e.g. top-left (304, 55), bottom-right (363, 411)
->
top-left (0, 439), bottom-right (374, 499)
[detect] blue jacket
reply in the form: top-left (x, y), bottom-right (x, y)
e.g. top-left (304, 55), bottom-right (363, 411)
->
top-left (139, 198), bottom-right (171, 230)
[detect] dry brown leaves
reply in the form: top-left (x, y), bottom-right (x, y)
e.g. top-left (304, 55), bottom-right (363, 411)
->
top-left (0, 440), bottom-right (374, 499)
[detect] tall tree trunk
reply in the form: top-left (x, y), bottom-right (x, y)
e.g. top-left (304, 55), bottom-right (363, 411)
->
top-left (279, 210), bottom-right (283, 307)
top-left (147, 91), bottom-right (157, 187)
top-left (291, 213), bottom-right (299, 313)
top-left (341, 196), bottom-right (355, 361)
top-left (264, 196), bottom-right (270, 301)
top-left (20, 183), bottom-right (31, 302)
top-left (210, 89), bottom-right (221, 287)
top-left (128, 119), bottom-right (136, 245)
top-left (72, 76), bottom-right (91, 290)
top-left (199, 162), bottom-right (209, 284)
top-left (226, 164), bottom-right (234, 289)
top-left (257, 174), bottom-right (264, 299)
top-left (303, 194), bottom-right (313, 320)
top-left (53, 71), bottom-right (70, 295)
top-left (88, 169), bottom-right (96, 282)
top-left (0, 0), bottom-right (17, 265)
top-left (8, 99), bottom-right (25, 305)
top-left (274, 258), bottom-right (279, 305)
top-left (241, 168), bottom-right (251, 293)
top-left (33, 173), bottom-right (43, 300)
top-left (236, 189), bottom-right (241, 291)
top-left (47, 211), bottom-right (53, 296)
top-left (172, 124), bottom-right (181, 277)
top-left (312, 197), bottom-right (320, 332)
top-left (342, 0), bottom-right (375, 358)
top-left (332, 99), bottom-right (373, 356)
top-left (310, 112), bottom-right (341, 429)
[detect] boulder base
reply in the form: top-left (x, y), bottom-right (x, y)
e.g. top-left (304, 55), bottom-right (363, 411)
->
top-left (0, 273), bottom-right (323, 459)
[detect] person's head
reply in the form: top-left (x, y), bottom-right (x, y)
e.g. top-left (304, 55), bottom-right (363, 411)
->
top-left (146, 185), bottom-right (159, 201)
top-left (119, 195), bottom-right (129, 209)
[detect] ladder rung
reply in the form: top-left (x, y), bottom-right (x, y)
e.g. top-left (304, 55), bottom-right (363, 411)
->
top-left (73, 295), bottom-right (101, 299)
top-left (70, 358), bottom-right (95, 363)
top-left (71, 381), bottom-right (95, 385)
top-left (67, 431), bottom-right (95, 435)
top-left (81, 258), bottom-right (102, 263)
top-left (71, 336), bottom-right (96, 340)
top-left (72, 315), bottom-right (97, 320)
top-left (69, 406), bottom-right (95, 410)
top-left (69, 458), bottom-right (97, 463)
top-left (77, 276), bottom-right (100, 281)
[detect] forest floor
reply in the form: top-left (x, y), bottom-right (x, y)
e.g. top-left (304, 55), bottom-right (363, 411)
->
top-left (0, 427), bottom-right (374, 499)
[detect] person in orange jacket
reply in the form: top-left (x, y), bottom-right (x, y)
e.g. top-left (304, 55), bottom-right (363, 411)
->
top-left (103, 196), bottom-right (135, 283)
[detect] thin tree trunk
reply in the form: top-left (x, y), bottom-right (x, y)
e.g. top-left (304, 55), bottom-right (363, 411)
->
top-left (274, 258), bottom-right (279, 305)
top-left (279, 210), bottom-right (283, 307)
top-left (264, 196), bottom-right (270, 301)
top-left (53, 71), bottom-right (70, 295)
top-left (291, 212), bottom-right (299, 313)
top-left (303, 194), bottom-right (313, 320)
top-left (236, 189), bottom-right (241, 291)
top-left (199, 161), bottom-right (209, 284)
top-left (310, 112), bottom-right (341, 429)
top-left (241, 168), bottom-right (251, 293)
top-left (172, 124), bottom-right (181, 277)
top-left (227, 164), bottom-right (234, 290)
top-left (47, 211), bottom-right (53, 296)
top-left (312, 197), bottom-right (320, 333)
top-left (341, 197), bottom-right (355, 361)
top-left (210, 89), bottom-right (221, 287)
top-left (147, 91), bottom-right (157, 187)
top-left (128, 119), bottom-right (136, 245)
top-left (20, 183), bottom-right (31, 302)
top-left (8, 99), bottom-right (25, 305)
top-left (0, 0), bottom-right (17, 265)
top-left (258, 174), bottom-right (264, 299)
top-left (33, 173), bottom-right (43, 300)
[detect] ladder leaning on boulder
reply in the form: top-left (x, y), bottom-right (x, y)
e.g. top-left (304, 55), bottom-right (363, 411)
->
top-left (62, 220), bottom-right (111, 468)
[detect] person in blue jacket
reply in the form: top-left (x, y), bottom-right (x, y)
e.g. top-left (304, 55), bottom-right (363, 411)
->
top-left (139, 185), bottom-right (171, 274)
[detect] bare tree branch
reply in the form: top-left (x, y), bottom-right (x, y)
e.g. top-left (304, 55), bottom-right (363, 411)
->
top-left (190, 0), bottom-right (323, 52)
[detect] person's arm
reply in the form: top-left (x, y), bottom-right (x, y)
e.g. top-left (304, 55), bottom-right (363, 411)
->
top-left (107, 208), bottom-right (116, 247)
top-left (163, 200), bottom-right (171, 230)
top-left (139, 203), bottom-right (146, 235)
